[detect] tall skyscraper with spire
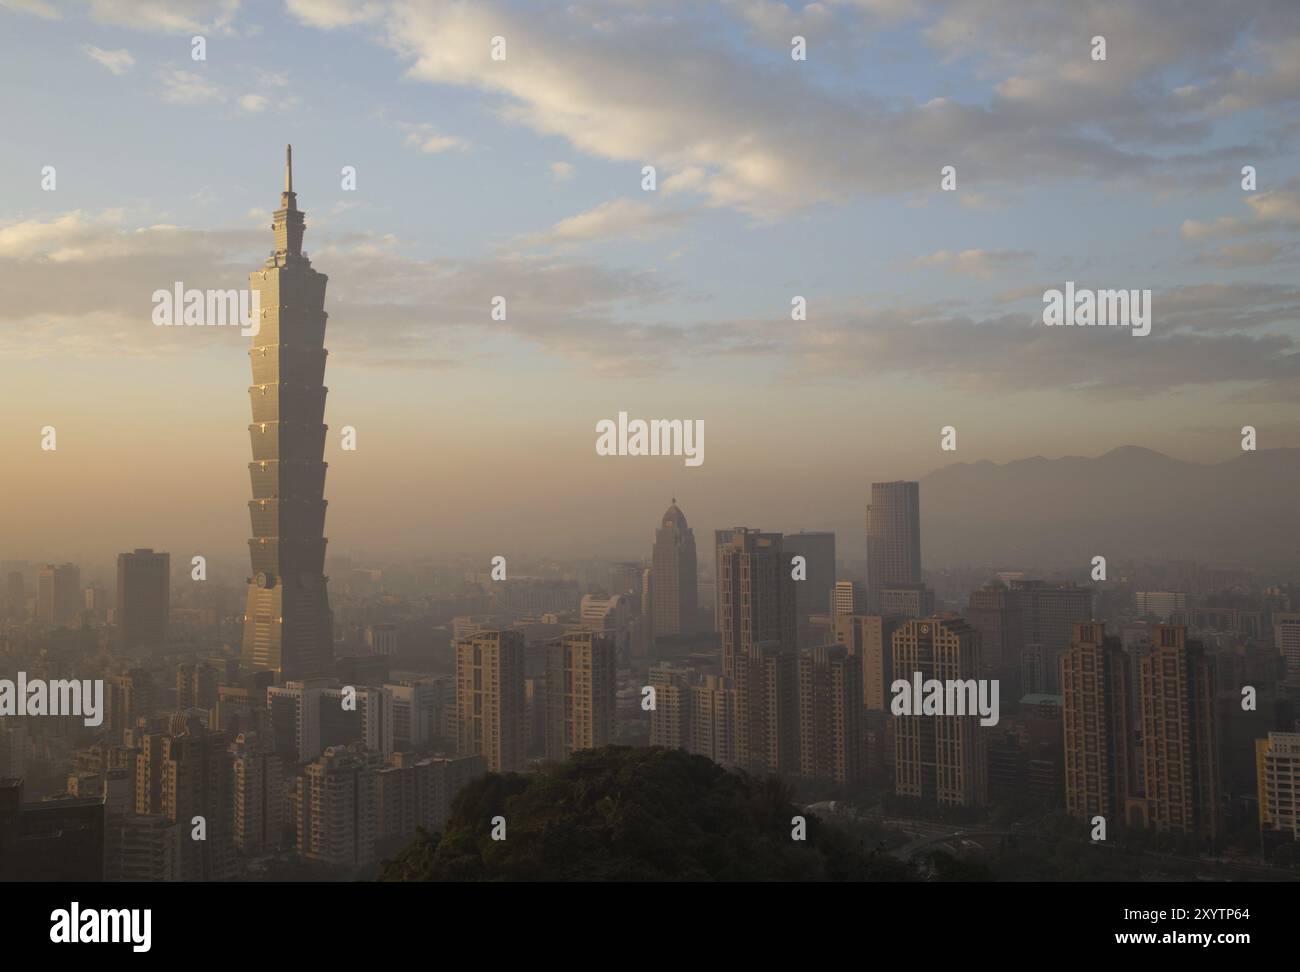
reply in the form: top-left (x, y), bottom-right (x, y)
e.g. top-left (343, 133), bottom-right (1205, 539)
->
top-left (241, 146), bottom-right (334, 680)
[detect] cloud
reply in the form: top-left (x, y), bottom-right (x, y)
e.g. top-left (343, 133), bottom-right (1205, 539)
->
top-left (80, 44), bottom-right (134, 74)
top-left (238, 93), bottom-right (269, 112)
top-left (548, 161), bottom-right (575, 182)
top-left (912, 248), bottom-right (1031, 278)
top-left (284, 0), bottom-right (382, 30)
top-left (0, 209), bottom-right (680, 376)
top-left (158, 69), bottom-right (223, 104)
top-left (770, 303), bottom-right (1300, 402)
top-left (86, 0), bottom-right (241, 34)
top-left (271, 0), bottom-right (1300, 217)
top-left (1247, 185), bottom-right (1300, 226)
top-left (1180, 216), bottom-right (1250, 241)
top-left (518, 198), bottom-right (693, 248)
top-left (0, 0), bottom-right (60, 18)
top-left (4, 209), bottom-right (1297, 400)
top-left (1193, 241), bottom-right (1290, 268)
top-left (400, 122), bottom-right (470, 155)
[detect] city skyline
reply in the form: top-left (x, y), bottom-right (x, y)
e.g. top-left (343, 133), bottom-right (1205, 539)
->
top-left (1, 1), bottom-right (1299, 917)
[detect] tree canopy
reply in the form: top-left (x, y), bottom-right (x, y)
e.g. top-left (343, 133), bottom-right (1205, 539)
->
top-left (379, 745), bottom-right (913, 882)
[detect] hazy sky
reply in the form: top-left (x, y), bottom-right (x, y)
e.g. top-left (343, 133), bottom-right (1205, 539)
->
top-left (2, 0), bottom-right (1299, 567)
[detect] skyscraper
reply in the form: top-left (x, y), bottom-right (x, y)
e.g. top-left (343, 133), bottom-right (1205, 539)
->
top-left (230, 732), bottom-right (285, 855)
top-left (783, 531), bottom-right (836, 641)
top-left (1060, 621), bottom-right (1132, 823)
top-left (966, 582), bottom-right (1024, 674)
top-left (833, 613), bottom-right (901, 711)
top-left (865, 481), bottom-right (921, 605)
top-left (891, 617), bottom-right (988, 807)
top-left (116, 549), bottom-right (170, 651)
top-left (717, 528), bottom-right (796, 678)
top-left (456, 630), bottom-right (526, 772)
top-left (650, 498), bottom-right (698, 638)
top-left (733, 640), bottom-right (798, 776)
top-left (1139, 624), bottom-right (1219, 840)
top-left (241, 145), bottom-right (334, 680)
top-left (1010, 580), bottom-right (1092, 694)
top-left (1274, 613), bottom-right (1300, 687)
top-left (5, 571), bottom-right (25, 621)
top-left (37, 563), bottom-right (80, 625)
top-left (797, 643), bottom-right (864, 785)
top-left (543, 630), bottom-right (616, 760)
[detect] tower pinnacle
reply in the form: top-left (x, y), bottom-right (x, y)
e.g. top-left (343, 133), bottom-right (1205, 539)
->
top-left (271, 145), bottom-right (306, 264)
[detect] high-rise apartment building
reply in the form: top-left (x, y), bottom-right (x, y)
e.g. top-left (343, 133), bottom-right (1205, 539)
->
top-left (267, 680), bottom-right (327, 764)
top-left (1060, 621), bottom-right (1132, 822)
top-left (1257, 732), bottom-right (1300, 842)
top-left (797, 644), bottom-right (863, 784)
top-left (241, 147), bottom-right (334, 680)
top-left (116, 549), bottom-right (170, 651)
top-left (387, 680), bottom-right (439, 750)
top-left (1139, 624), bottom-right (1219, 840)
top-left (651, 499), bottom-right (698, 638)
top-left (106, 669), bottom-right (156, 742)
top-left (830, 580), bottom-right (861, 619)
top-left (866, 481), bottom-right (921, 604)
top-left (891, 617), bottom-right (988, 806)
top-left (833, 614), bottom-right (901, 711)
top-left (543, 630), bottom-right (616, 760)
top-left (135, 727), bottom-right (236, 881)
top-left (230, 732), bottom-right (285, 855)
top-left (295, 744), bottom-right (382, 869)
top-left (648, 665), bottom-right (690, 749)
top-left (1274, 613), bottom-right (1300, 686)
top-left (733, 641), bottom-right (798, 776)
top-left (579, 594), bottom-right (631, 658)
top-left (456, 630), bottom-right (526, 772)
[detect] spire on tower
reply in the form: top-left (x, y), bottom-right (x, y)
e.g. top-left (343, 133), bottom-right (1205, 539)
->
top-left (286, 143), bottom-right (293, 193)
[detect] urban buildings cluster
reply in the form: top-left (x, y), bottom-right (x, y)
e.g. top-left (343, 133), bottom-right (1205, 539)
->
top-left (4, 158), bottom-right (1298, 883)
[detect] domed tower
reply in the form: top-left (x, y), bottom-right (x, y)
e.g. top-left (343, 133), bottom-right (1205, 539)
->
top-left (650, 496), bottom-right (698, 639)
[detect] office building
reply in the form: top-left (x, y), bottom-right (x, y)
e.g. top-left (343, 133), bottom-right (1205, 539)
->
top-left (717, 528), bottom-right (796, 678)
top-left (116, 549), bottom-right (170, 651)
top-left (866, 481), bottom-right (921, 604)
top-left (1010, 580), bottom-right (1092, 695)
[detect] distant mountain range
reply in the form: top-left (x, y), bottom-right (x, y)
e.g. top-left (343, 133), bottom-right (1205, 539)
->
top-left (916, 446), bottom-right (1300, 569)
